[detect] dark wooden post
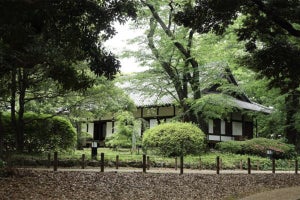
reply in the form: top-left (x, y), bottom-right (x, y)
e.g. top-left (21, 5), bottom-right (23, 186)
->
top-left (272, 158), bottom-right (275, 174)
top-left (247, 158), bottom-right (251, 174)
top-left (143, 154), bottom-right (146, 173)
top-left (295, 159), bottom-right (298, 174)
top-left (199, 157), bottom-right (202, 170)
top-left (175, 157), bottom-right (178, 170)
top-left (240, 160), bottom-right (243, 170)
top-left (180, 155), bottom-right (184, 175)
top-left (116, 155), bottom-right (119, 170)
top-left (81, 154), bottom-right (85, 169)
top-left (47, 152), bottom-right (51, 168)
top-left (53, 152), bottom-right (58, 172)
top-left (100, 153), bottom-right (104, 172)
top-left (257, 161), bottom-right (260, 171)
top-left (216, 156), bottom-right (220, 174)
top-left (147, 156), bottom-right (150, 170)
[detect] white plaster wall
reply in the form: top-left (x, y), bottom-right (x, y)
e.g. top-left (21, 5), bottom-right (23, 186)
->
top-left (221, 136), bottom-right (234, 141)
top-left (221, 120), bottom-right (225, 135)
top-left (106, 122), bottom-right (113, 138)
top-left (150, 119), bottom-right (158, 128)
top-left (208, 135), bottom-right (221, 141)
top-left (208, 120), bottom-right (213, 134)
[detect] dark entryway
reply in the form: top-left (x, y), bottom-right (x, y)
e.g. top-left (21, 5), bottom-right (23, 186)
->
top-left (94, 122), bottom-right (106, 142)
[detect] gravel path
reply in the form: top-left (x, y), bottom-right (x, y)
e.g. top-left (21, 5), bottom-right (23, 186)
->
top-left (1, 169), bottom-right (300, 200)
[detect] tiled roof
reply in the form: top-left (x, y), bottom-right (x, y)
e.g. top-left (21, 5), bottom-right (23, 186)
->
top-left (128, 91), bottom-right (272, 113)
top-left (117, 65), bottom-right (273, 113)
top-left (128, 92), bottom-right (174, 107)
top-left (232, 98), bottom-right (273, 114)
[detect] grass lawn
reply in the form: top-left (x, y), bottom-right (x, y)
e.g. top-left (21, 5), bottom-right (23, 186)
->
top-left (5, 148), bottom-right (298, 171)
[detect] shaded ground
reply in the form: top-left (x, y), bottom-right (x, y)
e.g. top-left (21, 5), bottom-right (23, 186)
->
top-left (1, 169), bottom-right (300, 200)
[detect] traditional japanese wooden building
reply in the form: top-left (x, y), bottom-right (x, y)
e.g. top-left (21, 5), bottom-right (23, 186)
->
top-left (81, 67), bottom-right (272, 146)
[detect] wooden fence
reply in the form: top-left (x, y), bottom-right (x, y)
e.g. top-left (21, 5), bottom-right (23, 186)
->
top-left (49, 152), bottom-right (299, 175)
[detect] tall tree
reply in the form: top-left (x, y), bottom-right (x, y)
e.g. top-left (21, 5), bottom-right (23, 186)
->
top-left (0, 0), bottom-right (137, 152)
top-left (123, 0), bottom-right (245, 131)
top-left (175, 0), bottom-right (300, 149)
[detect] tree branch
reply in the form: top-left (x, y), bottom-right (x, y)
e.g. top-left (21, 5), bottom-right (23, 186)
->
top-left (144, 1), bottom-right (201, 98)
top-left (147, 17), bottom-right (186, 101)
top-left (251, 0), bottom-right (300, 37)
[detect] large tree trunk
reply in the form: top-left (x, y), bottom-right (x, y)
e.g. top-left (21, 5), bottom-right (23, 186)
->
top-left (0, 112), bottom-right (4, 159)
top-left (16, 68), bottom-right (27, 152)
top-left (10, 68), bottom-right (18, 151)
top-left (285, 91), bottom-right (300, 152)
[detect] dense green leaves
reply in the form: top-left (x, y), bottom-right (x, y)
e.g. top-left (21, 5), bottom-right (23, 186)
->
top-left (143, 122), bottom-right (206, 157)
top-left (216, 138), bottom-right (296, 159)
top-left (0, 0), bottom-right (137, 77)
top-left (0, 0), bottom-right (137, 151)
top-left (106, 111), bottom-right (141, 149)
top-left (2, 113), bottom-right (76, 152)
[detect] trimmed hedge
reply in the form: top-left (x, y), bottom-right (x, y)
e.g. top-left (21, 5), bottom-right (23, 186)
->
top-left (216, 138), bottom-right (296, 159)
top-left (2, 113), bottom-right (76, 152)
top-left (142, 122), bottom-right (206, 157)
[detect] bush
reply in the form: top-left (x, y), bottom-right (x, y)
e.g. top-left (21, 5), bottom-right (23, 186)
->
top-left (215, 140), bottom-right (245, 154)
top-left (77, 131), bottom-right (93, 148)
top-left (142, 122), bottom-right (206, 157)
top-left (2, 113), bottom-right (77, 152)
top-left (106, 111), bottom-right (141, 149)
top-left (216, 137), bottom-right (296, 159)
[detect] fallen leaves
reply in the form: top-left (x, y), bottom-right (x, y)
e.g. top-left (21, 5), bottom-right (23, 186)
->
top-left (0, 170), bottom-right (300, 200)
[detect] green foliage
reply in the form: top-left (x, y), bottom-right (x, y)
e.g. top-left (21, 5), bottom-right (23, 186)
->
top-left (216, 138), bottom-right (296, 159)
top-left (106, 111), bottom-right (141, 149)
top-left (142, 122), bottom-right (206, 157)
top-left (215, 140), bottom-right (245, 154)
top-left (175, 0), bottom-right (300, 148)
top-left (191, 93), bottom-right (236, 121)
top-left (0, 159), bottom-right (5, 168)
top-left (77, 132), bottom-right (93, 149)
top-left (2, 113), bottom-right (76, 152)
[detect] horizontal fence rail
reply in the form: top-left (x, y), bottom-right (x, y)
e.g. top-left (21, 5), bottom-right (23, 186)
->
top-left (40, 152), bottom-right (300, 175)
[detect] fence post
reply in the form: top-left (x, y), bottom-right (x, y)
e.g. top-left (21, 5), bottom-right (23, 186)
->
top-left (175, 157), bottom-right (178, 171)
top-left (216, 156), bottom-right (220, 174)
top-left (143, 154), bottom-right (147, 173)
top-left (100, 153), bottom-right (104, 172)
top-left (240, 160), bottom-right (243, 170)
top-left (81, 154), bottom-right (85, 169)
top-left (272, 158), bottom-right (275, 174)
top-left (47, 152), bottom-right (51, 168)
top-left (257, 161), bottom-right (260, 171)
top-left (180, 155), bottom-right (184, 175)
top-left (53, 152), bottom-right (58, 172)
top-left (247, 158), bottom-right (251, 174)
top-left (147, 156), bottom-right (150, 170)
top-left (199, 157), bottom-right (202, 170)
top-left (116, 155), bottom-right (119, 170)
top-left (295, 159), bottom-right (298, 174)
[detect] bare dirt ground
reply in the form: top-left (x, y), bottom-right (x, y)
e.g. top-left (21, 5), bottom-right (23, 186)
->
top-left (1, 169), bottom-right (300, 200)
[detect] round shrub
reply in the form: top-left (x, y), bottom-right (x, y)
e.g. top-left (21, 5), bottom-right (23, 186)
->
top-left (2, 113), bottom-right (76, 152)
top-left (142, 122), bottom-right (206, 157)
top-left (216, 137), bottom-right (295, 159)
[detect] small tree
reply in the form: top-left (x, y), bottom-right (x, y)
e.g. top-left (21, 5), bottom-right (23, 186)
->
top-left (142, 122), bottom-right (206, 157)
top-left (106, 111), bottom-right (141, 150)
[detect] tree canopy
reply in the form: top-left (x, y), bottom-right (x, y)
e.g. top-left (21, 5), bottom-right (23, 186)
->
top-left (175, 0), bottom-right (300, 149)
top-left (0, 0), bottom-right (137, 152)
top-left (0, 0), bottom-right (137, 78)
